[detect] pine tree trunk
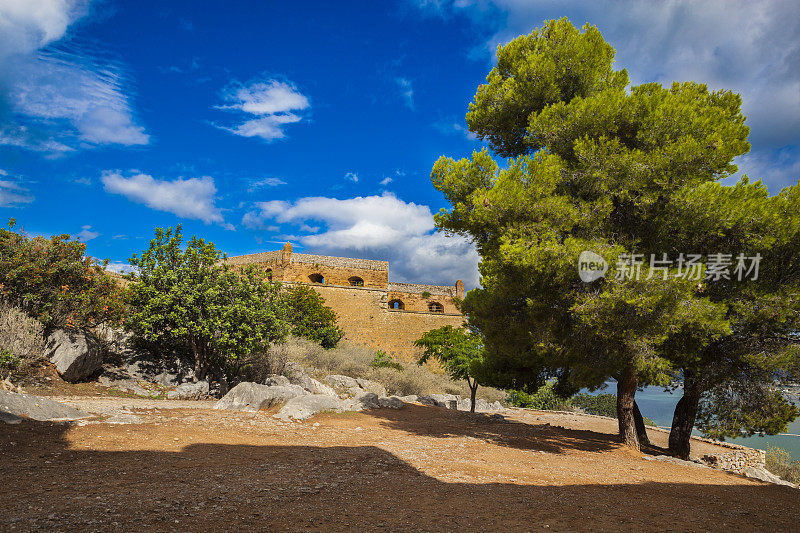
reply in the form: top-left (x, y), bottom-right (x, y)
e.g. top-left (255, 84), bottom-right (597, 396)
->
top-left (633, 400), bottom-right (650, 447)
top-left (617, 365), bottom-right (640, 450)
top-left (470, 383), bottom-right (478, 414)
top-left (669, 372), bottom-right (701, 460)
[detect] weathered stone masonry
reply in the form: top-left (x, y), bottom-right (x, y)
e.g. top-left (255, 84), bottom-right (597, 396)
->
top-left (227, 243), bottom-right (466, 360)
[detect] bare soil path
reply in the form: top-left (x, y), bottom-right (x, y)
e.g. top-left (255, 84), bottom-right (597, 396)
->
top-left (1, 397), bottom-right (797, 532)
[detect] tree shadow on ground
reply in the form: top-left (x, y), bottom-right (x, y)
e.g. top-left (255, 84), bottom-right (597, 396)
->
top-left (1, 420), bottom-right (797, 532)
top-left (365, 403), bottom-right (667, 455)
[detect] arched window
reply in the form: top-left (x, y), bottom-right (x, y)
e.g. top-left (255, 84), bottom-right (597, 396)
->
top-left (388, 299), bottom-right (404, 310)
top-left (428, 302), bottom-right (444, 313)
top-left (265, 268), bottom-right (273, 281)
top-left (348, 276), bottom-right (364, 287)
top-left (308, 273), bottom-right (324, 284)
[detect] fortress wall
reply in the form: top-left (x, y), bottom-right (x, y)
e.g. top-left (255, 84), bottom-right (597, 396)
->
top-left (311, 284), bottom-right (464, 361)
top-left (283, 263), bottom-right (388, 288)
top-left (388, 290), bottom-right (460, 314)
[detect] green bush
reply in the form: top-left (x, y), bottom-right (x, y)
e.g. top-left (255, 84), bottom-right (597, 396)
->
top-left (765, 444), bottom-right (800, 484)
top-left (507, 381), bottom-right (572, 411)
top-left (0, 349), bottom-right (21, 380)
top-left (508, 386), bottom-right (657, 426)
top-left (371, 350), bottom-right (403, 371)
top-left (282, 285), bottom-right (344, 349)
top-left (0, 219), bottom-right (125, 329)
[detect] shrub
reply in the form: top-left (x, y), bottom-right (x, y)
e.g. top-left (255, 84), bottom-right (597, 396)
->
top-left (765, 444), bottom-right (800, 484)
top-left (283, 285), bottom-right (344, 349)
top-left (233, 344), bottom-right (290, 384)
top-left (0, 219), bottom-right (125, 329)
top-left (507, 381), bottom-right (572, 411)
top-left (371, 350), bottom-right (403, 371)
top-left (0, 349), bottom-right (21, 381)
top-left (507, 385), bottom-right (658, 426)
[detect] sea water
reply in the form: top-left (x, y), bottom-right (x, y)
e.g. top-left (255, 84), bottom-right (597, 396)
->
top-left (584, 382), bottom-right (800, 460)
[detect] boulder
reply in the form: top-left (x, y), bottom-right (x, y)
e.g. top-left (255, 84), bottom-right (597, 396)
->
top-left (213, 382), bottom-right (305, 411)
top-left (418, 394), bottom-right (459, 408)
top-left (264, 375), bottom-right (291, 387)
top-left (744, 466), bottom-right (797, 488)
top-left (356, 378), bottom-right (387, 397)
top-left (326, 374), bottom-right (361, 390)
top-left (354, 391), bottom-right (381, 410)
top-left (398, 395), bottom-right (418, 403)
top-left (378, 395), bottom-right (405, 409)
top-left (274, 394), bottom-right (345, 421)
top-left (308, 378), bottom-right (338, 397)
top-left (98, 372), bottom-right (161, 398)
top-left (167, 380), bottom-right (209, 400)
top-left (0, 390), bottom-right (90, 421)
top-left (45, 329), bottom-right (103, 382)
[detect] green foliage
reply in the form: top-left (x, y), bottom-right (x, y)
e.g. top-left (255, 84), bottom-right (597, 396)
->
top-left (415, 326), bottom-right (483, 383)
top-left (0, 349), bottom-right (21, 380)
top-left (431, 17), bottom-right (799, 450)
top-left (507, 385), bottom-right (657, 426)
top-left (0, 219), bottom-right (124, 329)
top-left (371, 350), bottom-right (403, 371)
top-left (507, 381), bottom-right (571, 410)
top-left (282, 284), bottom-right (344, 349)
top-left (696, 379), bottom-right (800, 440)
top-left (467, 18), bottom-right (629, 158)
top-left (420, 291), bottom-right (431, 299)
top-left (126, 226), bottom-right (288, 380)
top-left (415, 325), bottom-right (485, 410)
top-left (765, 444), bottom-right (800, 484)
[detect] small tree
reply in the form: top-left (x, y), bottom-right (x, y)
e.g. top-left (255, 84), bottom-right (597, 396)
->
top-left (414, 326), bottom-right (484, 413)
top-left (282, 284), bottom-right (344, 349)
top-left (126, 226), bottom-right (288, 384)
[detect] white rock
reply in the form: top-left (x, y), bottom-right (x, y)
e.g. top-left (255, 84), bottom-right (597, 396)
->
top-left (213, 382), bottom-right (305, 411)
top-left (45, 329), bottom-right (103, 382)
top-left (167, 380), bottom-right (209, 400)
top-left (274, 394), bottom-right (345, 421)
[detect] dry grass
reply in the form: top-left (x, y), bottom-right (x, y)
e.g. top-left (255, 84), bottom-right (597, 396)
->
top-left (0, 302), bottom-right (45, 381)
top-left (765, 444), bottom-right (800, 484)
top-left (281, 337), bottom-right (505, 401)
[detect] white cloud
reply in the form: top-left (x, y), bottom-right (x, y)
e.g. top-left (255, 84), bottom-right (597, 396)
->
top-left (74, 224), bottom-right (98, 241)
top-left (0, 0), bottom-right (149, 152)
top-left (434, 118), bottom-right (478, 141)
top-left (380, 176), bottom-right (393, 186)
top-left (0, 177), bottom-right (34, 206)
top-left (101, 171), bottom-right (227, 225)
top-left (215, 78), bottom-right (310, 141)
top-left (396, 77), bottom-right (415, 110)
top-left (247, 177), bottom-right (287, 192)
top-left (344, 171), bottom-right (359, 183)
top-left (104, 261), bottom-right (137, 275)
top-left (242, 192), bottom-right (479, 287)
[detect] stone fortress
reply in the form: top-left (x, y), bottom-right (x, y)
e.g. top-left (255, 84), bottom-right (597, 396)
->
top-left (226, 242), bottom-right (466, 360)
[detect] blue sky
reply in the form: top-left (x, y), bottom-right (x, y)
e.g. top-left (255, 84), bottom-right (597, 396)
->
top-left (1, 1), bottom-right (798, 289)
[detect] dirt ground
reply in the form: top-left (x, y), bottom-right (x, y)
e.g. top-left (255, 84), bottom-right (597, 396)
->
top-left (1, 397), bottom-right (798, 532)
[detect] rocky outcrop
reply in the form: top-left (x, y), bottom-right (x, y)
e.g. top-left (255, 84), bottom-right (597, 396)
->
top-left (213, 382), bottom-right (306, 411)
top-left (0, 390), bottom-right (90, 422)
top-left (744, 465), bottom-right (798, 488)
top-left (418, 394), bottom-right (503, 412)
top-left (275, 394), bottom-right (346, 421)
top-left (167, 380), bottom-right (210, 400)
top-left (45, 329), bottom-right (103, 382)
top-left (325, 374), bottom-right (386, 397)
